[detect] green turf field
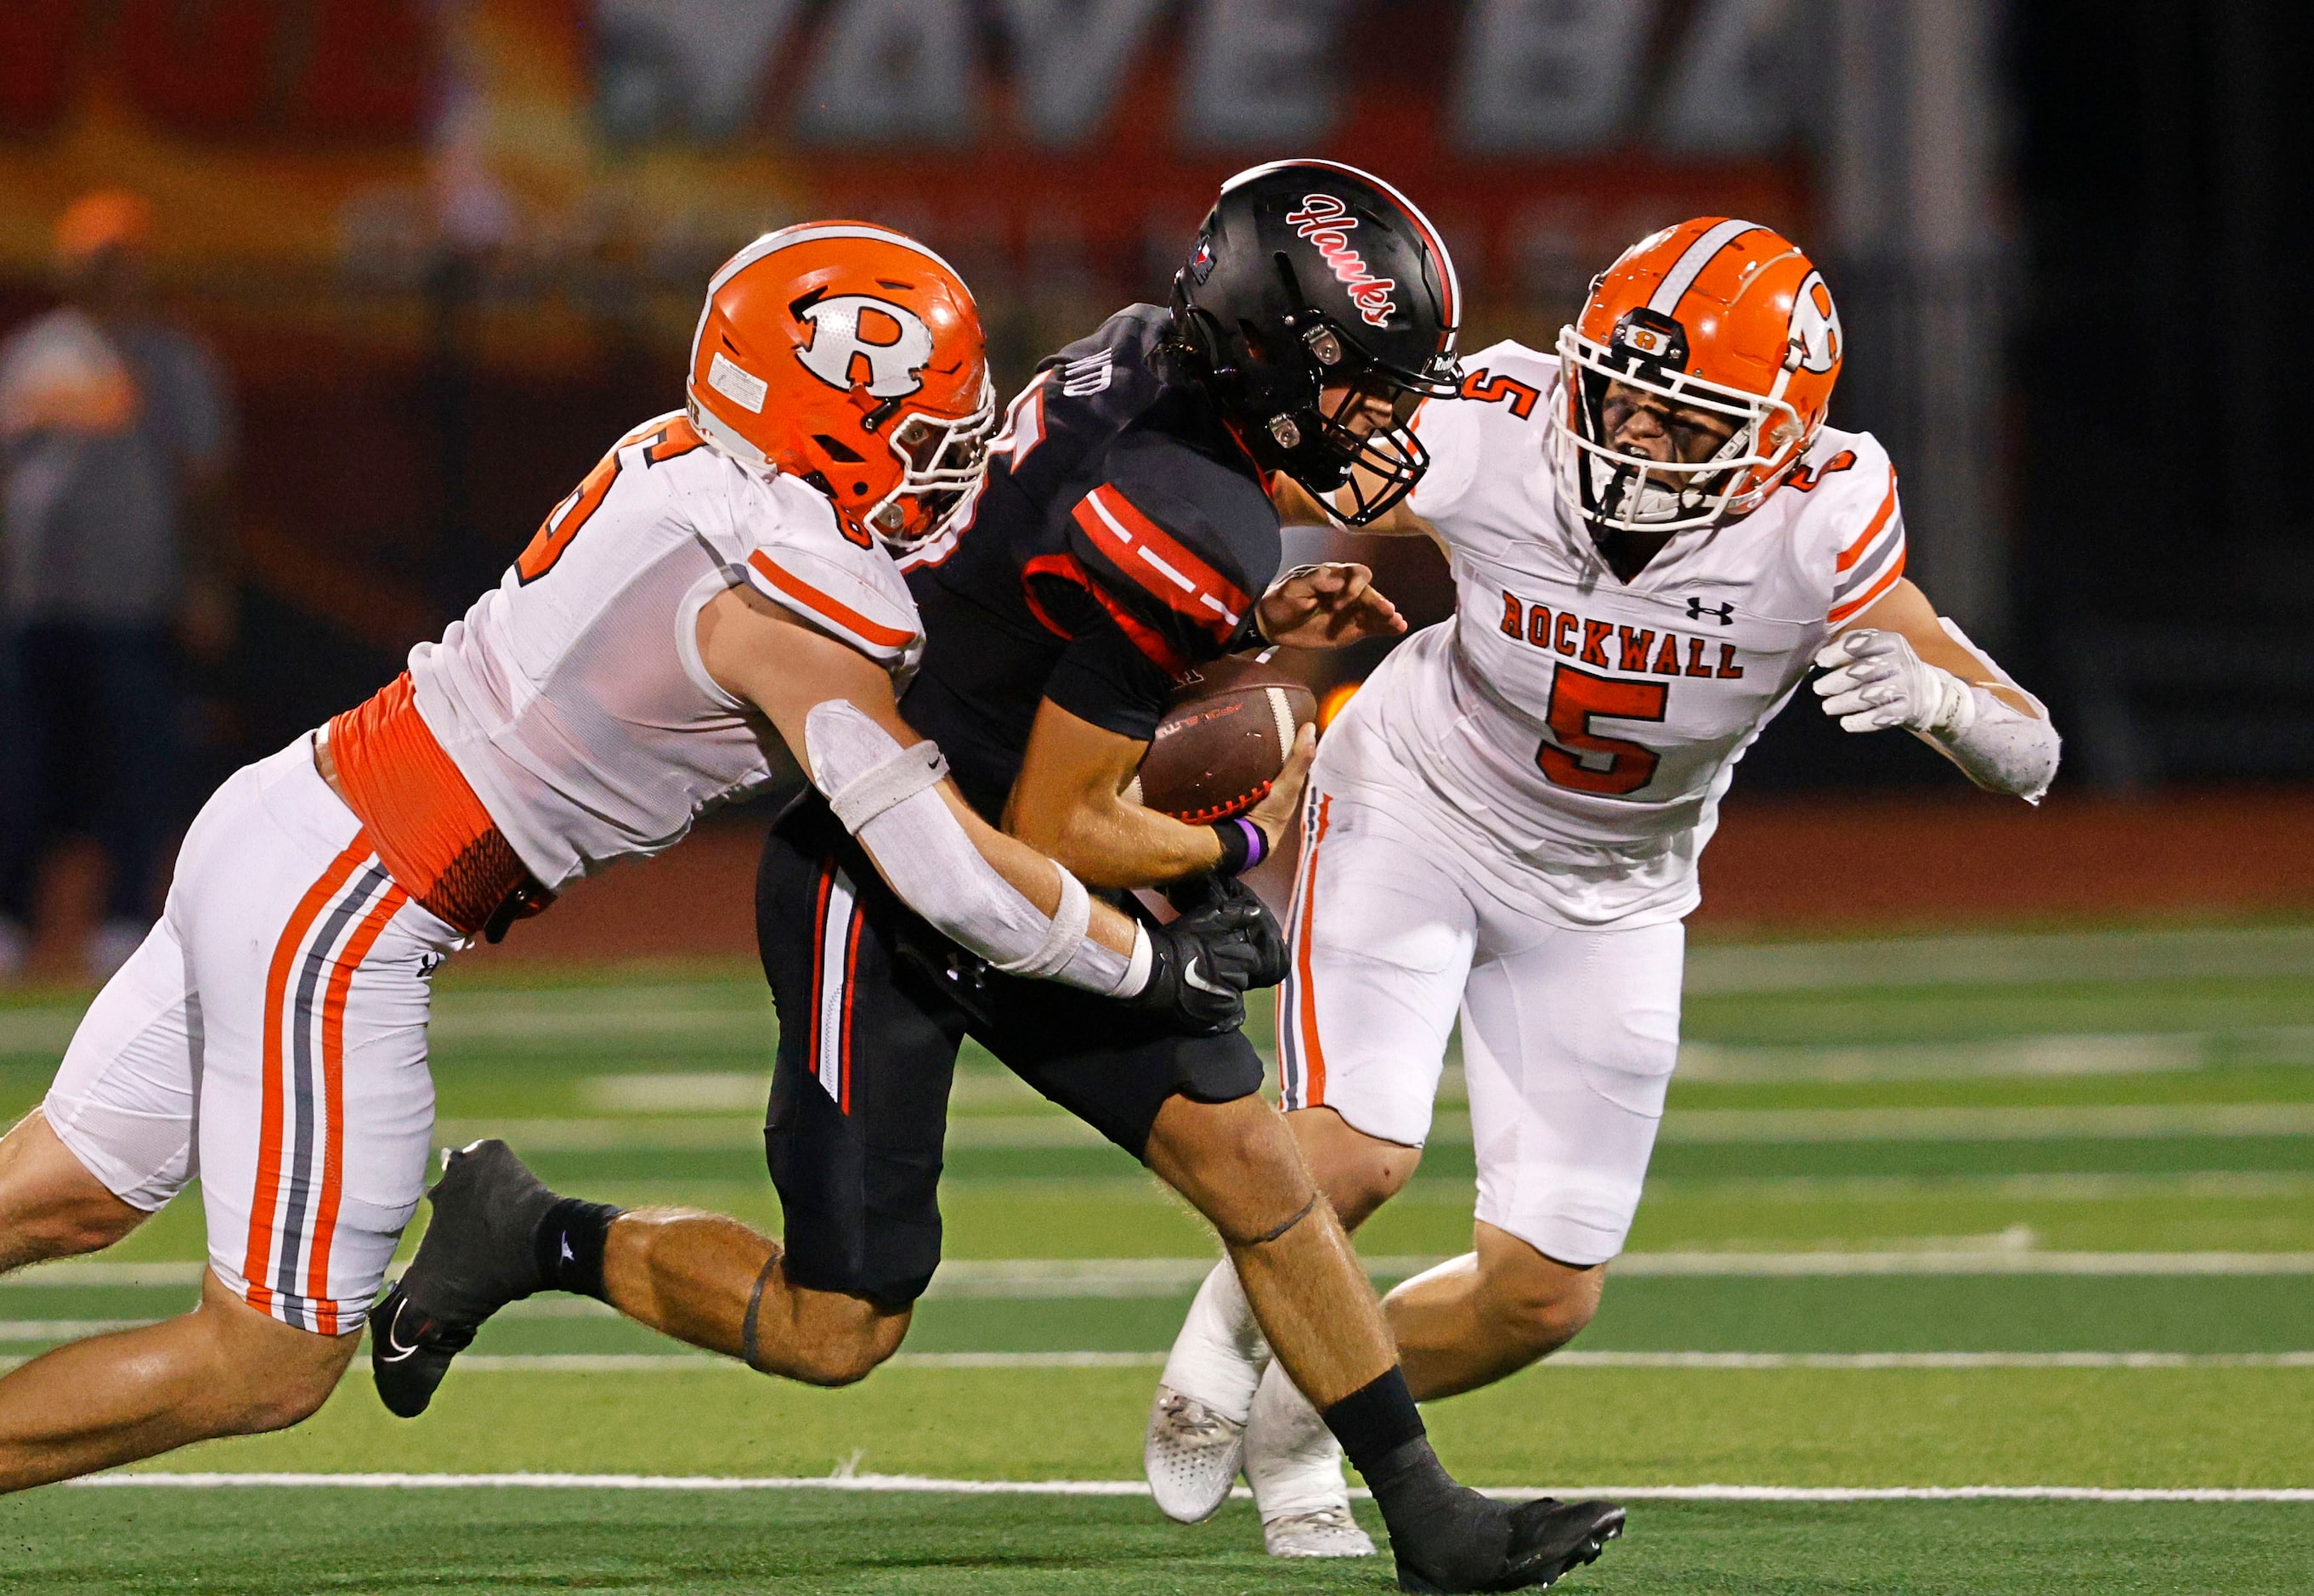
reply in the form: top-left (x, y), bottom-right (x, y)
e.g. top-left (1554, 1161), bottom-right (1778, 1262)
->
top-left (2, 923), bottom-right (2310, 1591)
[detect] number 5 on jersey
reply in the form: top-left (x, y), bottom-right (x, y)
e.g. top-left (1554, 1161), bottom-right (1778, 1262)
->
top-left (1538, 665), bottom-right (1667, 795)
top-left (518, 418), bottom-right (704, 584)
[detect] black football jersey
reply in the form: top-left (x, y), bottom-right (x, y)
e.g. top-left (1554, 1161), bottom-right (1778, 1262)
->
top-left (896, 306), bottom-right (1281, 821)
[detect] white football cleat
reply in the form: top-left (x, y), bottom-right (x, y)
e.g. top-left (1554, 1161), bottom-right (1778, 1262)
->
top-left (1144, 1384), bottom-right (1245, 1523)
top-left (1264, 1504), bottom-right (1377, 1559)
top-left (1244, 1358), bottom-right (1372, 1557)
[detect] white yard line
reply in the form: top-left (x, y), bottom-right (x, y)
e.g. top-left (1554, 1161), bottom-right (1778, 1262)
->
top-left (59, 1471), bottom-right (2314, 1503)
top-left (8, 1343), bottom-right (2306, 1370)
top-left (418, 1100), bottom-right (2314, 1154)
top-left (13, 1250), bottom-right (2314, 1296)
top-left (3, 1261), bottom-right (207, 1288)
top-left (1652, 1101), bottom-right (2314, 1144)
top-left (447, 1351), bottom-right (2314, 1372)
top-left (0, 1319), bottom-right (147, 1340)
top-left (1609, 1250), bottom-right (2314, 1276)
top-left (1683, 925), bottom-right (2314, 994)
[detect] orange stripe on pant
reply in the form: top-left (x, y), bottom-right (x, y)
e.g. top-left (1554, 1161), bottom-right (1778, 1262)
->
top-left (303, 881), bottom-right (409, 1334)
top-left (1291, 795), bottom-right (1332, 1106)
top-left (243, 839), bottom-right (370, 1317)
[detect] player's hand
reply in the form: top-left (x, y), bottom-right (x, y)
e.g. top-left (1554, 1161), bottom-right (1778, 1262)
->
top-left (1813, 629), bottom-right (1972, 735)
top-left (1244, 722), bottom-right (1316, 857)
top-left (1255, 562), bottom-right (1407, 648)
top-left (1129, 883), bottom-right (1291, 1034)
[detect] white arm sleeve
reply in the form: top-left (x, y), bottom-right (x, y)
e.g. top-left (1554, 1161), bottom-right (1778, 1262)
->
top-left (801, 700), bottom-right (1145, 995)
top-left (1921, 619), bottom-right (2062, 804)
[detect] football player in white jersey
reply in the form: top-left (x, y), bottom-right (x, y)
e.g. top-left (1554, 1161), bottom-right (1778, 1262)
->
top-left (0, 224), bottom-right (1289, 1491)
top-left (1144, 218), bottom-right (2062, 1556)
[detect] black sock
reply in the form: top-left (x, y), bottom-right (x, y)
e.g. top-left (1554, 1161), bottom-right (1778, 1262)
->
top-left (534, 1198), bottom-right (621, 1301)
top-left (1319, 1365), bottom-right (1429, 1485)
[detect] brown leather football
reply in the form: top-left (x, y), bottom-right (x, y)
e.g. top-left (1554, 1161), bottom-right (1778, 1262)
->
top-left (1129, 654), bottom-right (1317, 823)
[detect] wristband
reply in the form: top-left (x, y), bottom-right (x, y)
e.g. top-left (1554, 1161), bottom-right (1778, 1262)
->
top-left (1210, 816), bottom-right (1266, 876)
top-left (1112, 923), bottom-right (1154, 998)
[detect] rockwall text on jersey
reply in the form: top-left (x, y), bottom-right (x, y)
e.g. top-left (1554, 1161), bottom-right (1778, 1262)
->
top-left (1321, 341), bottom-right (1905, 928)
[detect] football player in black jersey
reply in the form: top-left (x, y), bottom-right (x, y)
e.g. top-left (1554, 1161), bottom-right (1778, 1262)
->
top-left (755, 161), bottom-right (1620, 1593)
top-left (375, 162), bottom-right (1621, 1593)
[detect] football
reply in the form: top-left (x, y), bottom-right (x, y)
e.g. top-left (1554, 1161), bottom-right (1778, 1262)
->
top-left (1128, 653), bottom-right (1316, 822)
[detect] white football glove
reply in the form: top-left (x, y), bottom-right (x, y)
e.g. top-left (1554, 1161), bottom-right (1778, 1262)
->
top-left (1811, 629), bottom-right (1973, 736)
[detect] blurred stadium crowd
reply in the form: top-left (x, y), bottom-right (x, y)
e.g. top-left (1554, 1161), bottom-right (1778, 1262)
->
top-left (0, 0), bottom-right (2305, 979)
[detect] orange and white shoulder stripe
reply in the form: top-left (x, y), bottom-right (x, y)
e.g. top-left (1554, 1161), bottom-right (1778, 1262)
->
top-left (1827, 466), bottom-right (1907, 626)
top-left (240, 836), bottom-right (409, 1336)
top-left (744, 545), bottom-right (921, 666)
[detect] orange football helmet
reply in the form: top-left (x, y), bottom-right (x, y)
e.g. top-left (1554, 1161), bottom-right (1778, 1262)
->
top-left (1550, 218), bottom-right (1843, 535)
top-left (687, 222), bottom-right (996, 550)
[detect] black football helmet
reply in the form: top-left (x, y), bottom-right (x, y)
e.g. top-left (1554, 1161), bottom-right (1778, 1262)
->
top-left (1168, 159), bottom-right (1462, 525)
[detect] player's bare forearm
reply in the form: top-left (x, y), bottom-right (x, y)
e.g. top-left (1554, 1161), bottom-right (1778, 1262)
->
top-left (697, 586), bottom-right (1138, 954)
top-left (1837, 579), bottom-right (2040, 718)
top-left (1004, 699), bottom-right (1225, 889)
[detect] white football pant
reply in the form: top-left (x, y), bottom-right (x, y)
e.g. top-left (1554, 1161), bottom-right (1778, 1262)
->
top-left (43, 737), bottom-right (456, 1334)
top-left (1275, 783), bottom-right (1683, 1266)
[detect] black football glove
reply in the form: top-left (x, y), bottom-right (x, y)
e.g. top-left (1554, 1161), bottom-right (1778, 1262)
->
top-left (1202, 874), bottom-right (1289, 989)
top-left (1126, 881), bottom-right (1291, 1036)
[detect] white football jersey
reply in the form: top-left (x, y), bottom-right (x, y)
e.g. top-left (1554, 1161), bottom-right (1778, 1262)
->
top-left (407, 411), bottom-right (922, 891)
top-left (1321, 340), bottom-right (1906, 927)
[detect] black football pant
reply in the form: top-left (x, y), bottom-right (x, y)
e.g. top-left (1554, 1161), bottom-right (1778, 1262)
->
top-left (755, 796), bottom-right (1264, 1306)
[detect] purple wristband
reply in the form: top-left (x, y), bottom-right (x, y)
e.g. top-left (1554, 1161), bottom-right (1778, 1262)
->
top-left (1233, 817), bottom-right (1267, 871)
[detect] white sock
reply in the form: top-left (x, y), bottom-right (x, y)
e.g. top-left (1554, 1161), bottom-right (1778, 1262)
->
top-left (1160, 1258), bottom-right (1270, 1423)
top-left (1244, 1358), bottom-right (1349, 1522)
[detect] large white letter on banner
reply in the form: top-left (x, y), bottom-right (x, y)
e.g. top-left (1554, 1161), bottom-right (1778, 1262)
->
top-left (795, 0), bottom-right (976, 145)
top-left (1654, 0), bottom-right (1808, 155)
top-left (1451, 0), bottom-right (1655, 153)
top-left (996, 0), bottom-right (1167, 147)
top-left (1177, 0), bottom-right (1348, 148)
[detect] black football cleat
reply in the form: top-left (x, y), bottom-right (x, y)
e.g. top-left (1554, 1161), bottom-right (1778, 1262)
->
top-left (371, 1139), bottom-right (562, 1418)
top-left (1474, 1497), bottom-right (1626, 1593)
top-left (1378, 1456), bottom-right (1626, 1594)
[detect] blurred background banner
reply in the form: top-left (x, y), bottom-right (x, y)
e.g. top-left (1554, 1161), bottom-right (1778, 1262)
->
top-left (0, 0), bottom-right (2306, 973)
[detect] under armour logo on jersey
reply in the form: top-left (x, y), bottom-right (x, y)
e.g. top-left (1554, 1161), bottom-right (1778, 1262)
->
top-left (1687, 597), bottom-right (1736, 625)
top-left (794, 294), bottom-right (936, 399)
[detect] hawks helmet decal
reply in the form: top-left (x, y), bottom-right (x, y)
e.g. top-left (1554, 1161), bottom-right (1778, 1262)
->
top-left (1283, 192), bottom-right (1400, 328)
